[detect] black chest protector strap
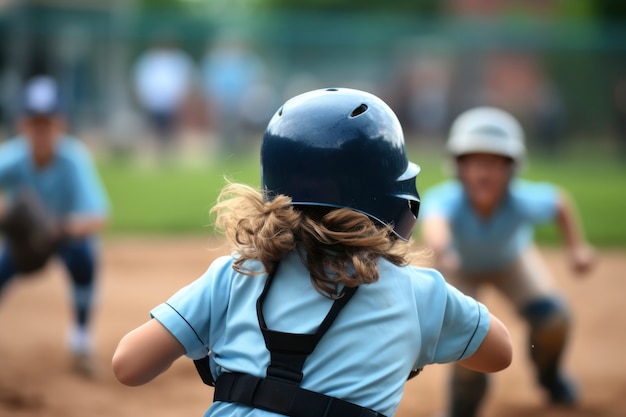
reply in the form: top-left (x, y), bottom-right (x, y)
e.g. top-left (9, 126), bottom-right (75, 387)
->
top-left (214, 372), bottom-right (385, 417)
top-left (212, 268), bottom-right (387, 417)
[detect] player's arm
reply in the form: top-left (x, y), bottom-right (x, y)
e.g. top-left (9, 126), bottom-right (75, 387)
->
top-left (421, 215), bottom-right (450, 255)
top-left (0, 193), bottom-right (8, 218)
top-left (554, 190), bottom-right (595, 275)
top-left (66, 144), bottom-right (110, 239)
top-left (457, 313), bottom-right (512, 373)
top-left (421, 214), bottom-right (459, 272)
top-left (112, 318), bottom-right (186, 386)
top-left (64, 214), bottom-right (108, 238)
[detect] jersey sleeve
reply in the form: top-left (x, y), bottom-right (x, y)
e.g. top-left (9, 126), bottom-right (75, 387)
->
top-left (70, 143), bottom-right (110, 216)
top-left (150, 256), bottom-right (233, 360)
top-left (0, 140), bottom-right (22, 188)
top-left (419, 181), bottom-right (460, 221)
top-left (513, 179), bottom-right (560, 224)
top-left (433, 283), bottom-right (490, 363)
top-left (415, 269), bottom-right (490, 366)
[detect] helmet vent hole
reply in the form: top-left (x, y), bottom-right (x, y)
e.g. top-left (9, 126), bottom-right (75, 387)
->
top-left (325, 88), bottom-right (338, 91)
top-left (350, 104), bottom-right (368, 118)
top-left (277, 106), bottom-right (284, 116)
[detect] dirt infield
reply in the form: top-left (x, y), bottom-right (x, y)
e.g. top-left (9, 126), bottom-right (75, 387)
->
top-left (0, 236), bottom-right (624, 417)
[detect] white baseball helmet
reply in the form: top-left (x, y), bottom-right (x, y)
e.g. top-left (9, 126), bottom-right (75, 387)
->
top-left (446, 107), bottom-right (526, 163)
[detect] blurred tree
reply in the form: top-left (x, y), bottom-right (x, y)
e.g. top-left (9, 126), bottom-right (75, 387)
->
top-left (593, 0), bottom-right (626, 161)
top-left (593, 0), bottom-right (626, 20)
top-left (138, 0), bottom-right (188, 11)
top-left (246, 0), bottom-right (440, 14)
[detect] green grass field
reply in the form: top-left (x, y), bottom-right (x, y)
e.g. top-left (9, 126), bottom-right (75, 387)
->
top-left (98, 143), bottom-right (626, 247)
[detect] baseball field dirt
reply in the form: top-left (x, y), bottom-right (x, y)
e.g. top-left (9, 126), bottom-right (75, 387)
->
top-left (0, 236), bottom-right (624, 417)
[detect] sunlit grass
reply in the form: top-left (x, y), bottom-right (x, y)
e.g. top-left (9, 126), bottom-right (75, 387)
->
top-left (97, 141), bottom-right (626, 246)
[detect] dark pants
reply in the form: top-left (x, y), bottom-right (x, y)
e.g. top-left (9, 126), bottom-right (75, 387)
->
top-left (0, 238), bottom-right (99, 328)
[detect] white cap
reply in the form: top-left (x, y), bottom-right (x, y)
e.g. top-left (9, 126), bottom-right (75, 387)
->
top-left (22, 75), bottom-right (60, 116)
top-left (446, 107), bottom-right (526, 162)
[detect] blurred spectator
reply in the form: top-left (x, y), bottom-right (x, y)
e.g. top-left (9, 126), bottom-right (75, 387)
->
top-left (613, 75), bottom-right (626, 162)
top-left (532, 80), bottom-right (566, 157)
top-left (385, 39), bottom-right (452, 139)
top-left (200, 36), bottom-right (267, 152)
top-left (132, 37), bottom-right (195, 155)
top-left (405, 58), bottom-right (451, 137)
top-left (482, 52), bottom-right (542, 114)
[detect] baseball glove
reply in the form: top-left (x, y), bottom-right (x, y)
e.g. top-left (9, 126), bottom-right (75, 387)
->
top-left (0, 190), bottom-right (65, 274)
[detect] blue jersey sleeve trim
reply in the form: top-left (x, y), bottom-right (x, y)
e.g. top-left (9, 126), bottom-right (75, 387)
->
top-left (150, 302), bottom-right (208, 359)
top-left (458, 301), bottom-right (490, 360)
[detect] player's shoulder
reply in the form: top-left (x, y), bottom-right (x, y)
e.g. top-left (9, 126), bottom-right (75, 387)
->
top-left (423, 179), bottom-right (463, 200)
top-left (204, 255), bottom-right (263, 283)
top-left (381, 259), bottom-right (447, 294)
top-left (58, 135), bottom-right (89, 152)
top-left (207, 255), bottom-right (237, 273)
top-left (57, 136), bottom-right (95, 161)
top-left (420, 179), bottom-right (464, 218)
top-left (0, 137), bottom-right (29, 170)
top-left (509, 178), bottom-right (560, 201)
top-left (406, 264), bottom-right (447, 286)
top-left (0, 136), bottom-right (29, 155)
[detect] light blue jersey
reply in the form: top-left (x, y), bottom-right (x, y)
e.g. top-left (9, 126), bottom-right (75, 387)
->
top-left (420, 179), bottom-right (559, 273)
top-left (0, 136), bottom-right (109, 219)
top-left (151, 251), bottom-right (490, 417)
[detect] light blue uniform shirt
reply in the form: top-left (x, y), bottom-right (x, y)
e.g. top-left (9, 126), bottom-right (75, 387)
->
top-left (420, 179), bottom-right (559, 273)
top-left (0, 136), bottom-right (109, 219)
top-left (151, 251), bottom-right (490, 417)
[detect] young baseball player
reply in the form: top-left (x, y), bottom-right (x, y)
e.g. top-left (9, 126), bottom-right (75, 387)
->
top-left (419, 107), bottom-right (595, 417)
top-left (112, 88), bottom-right (512, 417)
top-left (0, 75), bottom-right (110, 377)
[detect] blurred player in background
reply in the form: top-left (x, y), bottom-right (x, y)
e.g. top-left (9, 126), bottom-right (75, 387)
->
top-left (132, 37), bottom-right (194, 156)
top-left (200, 35), bottom-right (267, 153)
top-left (419, 107), bottom-right (595, 417)
top-left (112, 88), bottom-right (512, 417)
top-left (0, 75), bottom-right (109, 377)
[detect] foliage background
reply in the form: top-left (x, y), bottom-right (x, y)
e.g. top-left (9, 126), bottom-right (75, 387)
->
top-left (1, 0), bottom-right (625, 246)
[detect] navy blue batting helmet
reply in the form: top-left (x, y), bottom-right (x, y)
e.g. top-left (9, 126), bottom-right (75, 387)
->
top-left (261, 87), bottom-right (420, 240)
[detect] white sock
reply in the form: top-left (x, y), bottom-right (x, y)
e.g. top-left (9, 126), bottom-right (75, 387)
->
top-left (68, 325), bottom-right (93, 355)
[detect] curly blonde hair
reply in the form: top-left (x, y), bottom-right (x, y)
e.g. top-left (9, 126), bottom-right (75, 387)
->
top-left (212, 182), bottom-right (422, 299)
